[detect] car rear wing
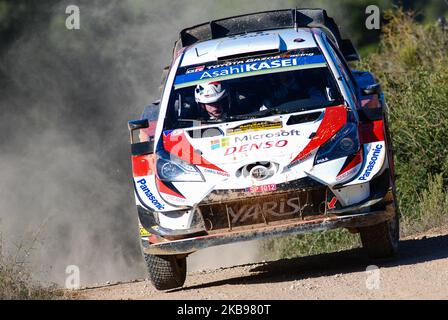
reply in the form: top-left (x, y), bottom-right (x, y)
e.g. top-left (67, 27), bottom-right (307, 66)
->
top-left (174, 8), bottom-right (359, 62)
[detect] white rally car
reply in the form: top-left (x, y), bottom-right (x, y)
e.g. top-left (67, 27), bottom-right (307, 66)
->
top-left (128, 9), bottom-right (399, 290)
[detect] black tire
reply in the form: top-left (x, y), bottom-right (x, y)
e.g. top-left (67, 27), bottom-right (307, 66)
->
top-left (360, 115), bottom-right (400, 259)
top-left (360, 183), bottom-right (400, 259)
top-left (360, 212), bottom-right (399, 259)
top-left (144, 254), bottom-right (187, 290)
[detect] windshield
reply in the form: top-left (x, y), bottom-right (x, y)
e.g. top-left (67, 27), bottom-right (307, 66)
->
top-left (164, 48), bottom-right (343, 130)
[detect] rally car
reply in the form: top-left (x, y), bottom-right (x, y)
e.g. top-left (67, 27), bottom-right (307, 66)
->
top-left (128, 9), bottom-right (399, 290)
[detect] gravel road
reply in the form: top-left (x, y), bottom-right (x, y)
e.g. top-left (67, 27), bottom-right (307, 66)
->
top-left (77, 227), bottom-right (448, 300)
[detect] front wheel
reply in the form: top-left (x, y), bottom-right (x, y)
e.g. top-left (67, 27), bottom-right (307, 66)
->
top-left (144, 253), bottom-right (187, 290)
top-left (360, 211), bottom-right (399, 259)
top-left (360, 177), bottom-right (400, 259)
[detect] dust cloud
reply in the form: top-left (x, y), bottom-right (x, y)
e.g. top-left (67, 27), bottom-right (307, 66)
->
top-left (188, 241), bottom-right (263, 273)
top-left (0, 0), bottom-right (343, 286)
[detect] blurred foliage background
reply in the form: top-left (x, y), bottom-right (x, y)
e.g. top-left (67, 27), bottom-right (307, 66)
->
top-left (1, 0), bottom-right (447, 55)
top-left (266, 6), bottom-right (448, 258)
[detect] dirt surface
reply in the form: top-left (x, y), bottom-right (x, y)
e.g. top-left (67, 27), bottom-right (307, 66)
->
top-left (77, 227), bottom-right (448, 300)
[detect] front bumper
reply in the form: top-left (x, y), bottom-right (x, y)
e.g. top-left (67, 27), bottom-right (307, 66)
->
top-left (142, 208), bottom-right (395, 255)
top-left (139, 171), bottom-right (393, 255)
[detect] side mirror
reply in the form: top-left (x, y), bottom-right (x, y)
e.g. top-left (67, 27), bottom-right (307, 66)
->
top-left (128, 119), bottom-right (149, 131)
top-left (131, 140), bottom-right (154, 156)
top-left (128, 119), bottom-right (154, 156)
top-left (362, 83), bottom-right (381, 96)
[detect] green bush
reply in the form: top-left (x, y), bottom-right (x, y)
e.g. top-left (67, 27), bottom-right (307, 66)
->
top-left (402, 174), bottom-right (448, 235)
top-left (361, 10), bottom-right (448, 223)
top-left (262, 229), bottom-right (360, 260)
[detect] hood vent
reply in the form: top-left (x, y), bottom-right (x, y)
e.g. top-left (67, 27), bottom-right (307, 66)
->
top-left (215, 33), bottom-right (283, 60)
top-left (286, 112), bottom-right (322, 126)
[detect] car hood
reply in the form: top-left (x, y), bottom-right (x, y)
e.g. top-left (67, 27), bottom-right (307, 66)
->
top-left (158, 105), bottom-right (348, 204)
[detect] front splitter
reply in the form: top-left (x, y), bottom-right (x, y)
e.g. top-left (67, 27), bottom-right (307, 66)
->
top-left (142, 210), bottom-right (394, 255)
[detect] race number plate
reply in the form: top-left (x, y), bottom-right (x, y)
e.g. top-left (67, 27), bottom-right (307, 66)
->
top-left (246, 184), bottom-right (277, 193)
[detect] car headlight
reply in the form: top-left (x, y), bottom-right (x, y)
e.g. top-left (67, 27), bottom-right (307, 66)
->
top-left (156, 150), bottom-right (204, 182)
top-left (315, 122), bottom-right (360, 164)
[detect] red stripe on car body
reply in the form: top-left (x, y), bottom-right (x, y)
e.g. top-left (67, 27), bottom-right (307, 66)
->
top-left (358, 120), bottom-right (385, 144)
top-left (291, 105), bottom-right (347, 163)
top-left (338, 149), bottom-right (363, 177)
top-left (155, 177), bottom-right (186, 199)
top-left (328, 197), bottom-right (338, 209)
top-left (132, 155), bottom-right (152, 177)
top-left (163, 131), bottom-right (227, 173)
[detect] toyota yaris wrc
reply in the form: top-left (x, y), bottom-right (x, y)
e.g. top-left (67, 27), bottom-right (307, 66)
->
top-left (128, 9), bottom-right (399, 290)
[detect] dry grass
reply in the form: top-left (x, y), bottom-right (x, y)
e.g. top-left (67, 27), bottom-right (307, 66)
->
top-left (401, 174), bottom-right (448, 236)
top-left (0, 233), bottom-right (67, 300)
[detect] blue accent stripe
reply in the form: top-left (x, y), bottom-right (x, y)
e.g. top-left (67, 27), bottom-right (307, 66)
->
top-left (175, 55), bottom-right (326, 87)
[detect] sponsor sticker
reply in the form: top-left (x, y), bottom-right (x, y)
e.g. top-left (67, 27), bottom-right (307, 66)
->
top-left (210, 138), bottom-right (230, 150)
top-left (336, 166), bottom-right (360, 181)
top-left (358, 144), bottom-right (383, 181)
top-left (175, 53), bottom-right (326, 88)
top-left (202, 168), bottom-right (230, 177)
top-left (227, 121), bottom-right (283, 135)
top-left (228, 196), bottom-right (302, 224)
top-left (210, 129), bottom-right (300, 152)
top-left (225, 140), bottom-right (288, 156)
top-left (161, 192), bottom-right (189, 204)
top-left (287, 151), bottom-right (314, 168)
top-left (139, 226), bottom-right (151, 237)
top-left (183, 48), bottom-right (317, 74)
top-left (186, 65), bottom-right (205, 74)
top-left (234, 128), bottom-right (300, 142)
top-left (246, 184), bottom-right (277, 193)
top-left (136, 178), bottom-right (165, 210)
top-left (316, 157), bottom-right (329, 164)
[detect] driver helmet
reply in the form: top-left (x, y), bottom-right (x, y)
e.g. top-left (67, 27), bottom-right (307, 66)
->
top-left (195, 82), bottom-right (229, 119)
top-left (195, 82), bottom-right (227, 104)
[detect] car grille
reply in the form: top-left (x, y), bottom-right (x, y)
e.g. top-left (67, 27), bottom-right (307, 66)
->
top-left (199, 186), bottom-right (328, 233)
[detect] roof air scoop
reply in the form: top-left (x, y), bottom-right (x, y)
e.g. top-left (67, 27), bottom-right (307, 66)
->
top-left (214, 33), bottom-right (281, 60)
top-left (176, 9), bottom-right (360, 62)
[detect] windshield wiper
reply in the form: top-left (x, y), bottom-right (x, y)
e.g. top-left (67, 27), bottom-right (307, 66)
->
top-left (177, 118), bottom-right (225, 125)
top-left (227, 108), bottom-right (280, 121)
